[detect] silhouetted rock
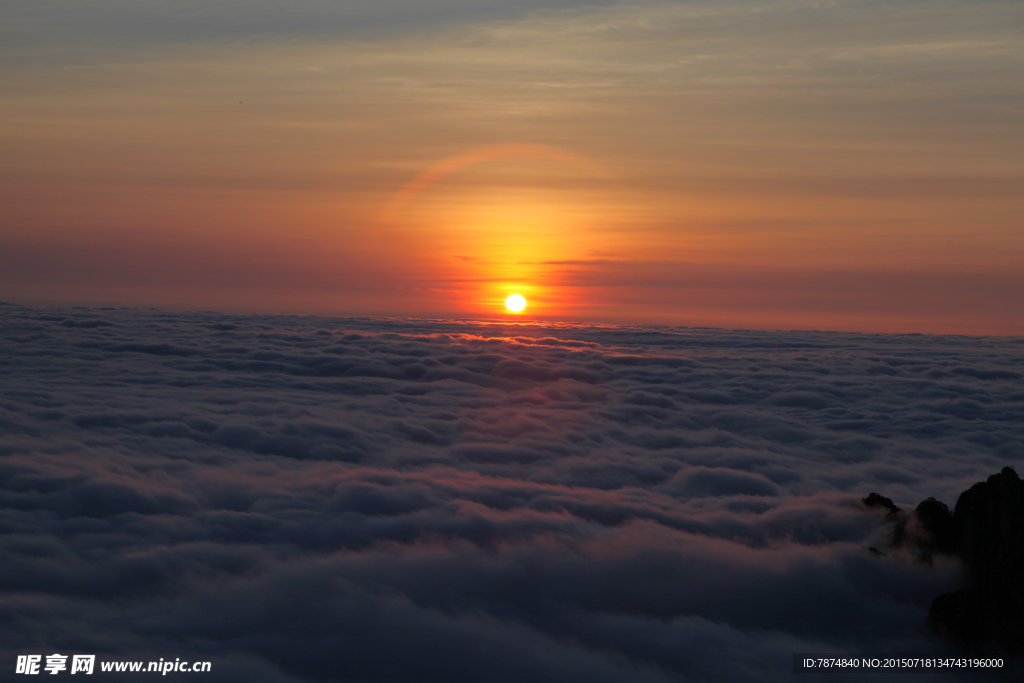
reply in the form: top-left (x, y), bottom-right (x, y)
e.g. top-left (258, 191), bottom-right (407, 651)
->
top-left (927, 467), bottom-right (1024, 654)
top-left (863, 491), bottom-right (915, 549)
top-left (863, 492), bottom-right (901, 517)
top-left (915, 497), bottom-right (956, 555)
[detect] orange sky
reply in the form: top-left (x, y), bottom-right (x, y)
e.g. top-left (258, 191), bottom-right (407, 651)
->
top-left (1, 0), bottom-right (1022, 333)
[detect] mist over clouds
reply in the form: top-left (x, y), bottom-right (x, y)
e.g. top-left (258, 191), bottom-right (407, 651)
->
top-left (2, 302), bottom-right (1021, 680)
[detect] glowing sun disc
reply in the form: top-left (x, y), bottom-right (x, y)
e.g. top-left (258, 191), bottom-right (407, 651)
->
top-left (505, 294), bottom-right (527, 312)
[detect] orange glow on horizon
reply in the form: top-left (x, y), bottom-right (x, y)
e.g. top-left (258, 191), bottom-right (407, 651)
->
top-left (373, 144), bottom-right (622, 322)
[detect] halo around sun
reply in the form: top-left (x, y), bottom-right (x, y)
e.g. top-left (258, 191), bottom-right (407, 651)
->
top-left (505, 294), bottom-right (527, 313)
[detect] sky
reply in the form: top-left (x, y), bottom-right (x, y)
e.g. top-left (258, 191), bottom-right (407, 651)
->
top-left (3, 302), bottom-right (1022, 681)
top-left (1, 0), bottom-right (1023, 332)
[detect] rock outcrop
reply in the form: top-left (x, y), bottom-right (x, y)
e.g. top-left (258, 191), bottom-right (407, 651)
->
top-left (864, 466), bottom-right (1024, 653)
top-left (929, 467), bottom-right (1024, 653)
top-left (913, 497), bottom-right (956, 555)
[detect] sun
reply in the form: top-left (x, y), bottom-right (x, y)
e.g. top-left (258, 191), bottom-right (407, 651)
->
top-left (504, 294), bottom-right (527, 313)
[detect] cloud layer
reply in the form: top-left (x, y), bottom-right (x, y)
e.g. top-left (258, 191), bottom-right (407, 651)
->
top-left (2, 302), bottom-right (1022, 680)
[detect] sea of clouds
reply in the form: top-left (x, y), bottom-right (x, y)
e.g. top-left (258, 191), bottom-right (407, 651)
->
top-left (1, 302), bottom-right (1022, 682)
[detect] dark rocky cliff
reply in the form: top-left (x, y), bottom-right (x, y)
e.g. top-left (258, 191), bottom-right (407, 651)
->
top-left (929, 467), bottom-right (1024, 653)
top-left (865, 466), bottom-right (1024, 653)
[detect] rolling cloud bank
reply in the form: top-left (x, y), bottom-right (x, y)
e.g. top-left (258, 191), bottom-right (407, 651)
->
top-left (1, 302), bottom-right (1022, 681)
